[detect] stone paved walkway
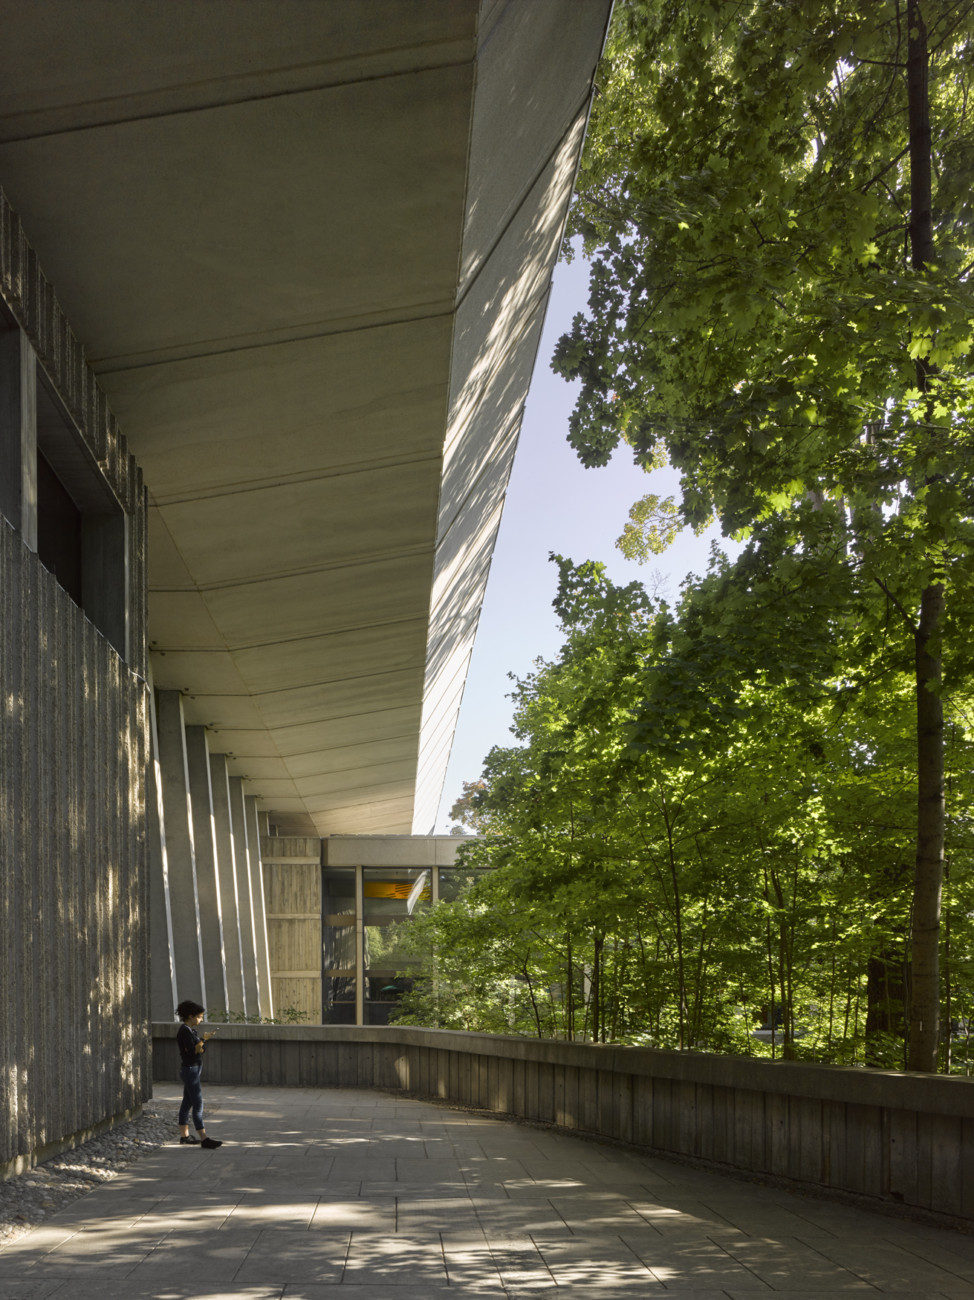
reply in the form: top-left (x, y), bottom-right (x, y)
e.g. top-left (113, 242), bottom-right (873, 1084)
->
top-left (0, 1084), bottom-right (973, 1298)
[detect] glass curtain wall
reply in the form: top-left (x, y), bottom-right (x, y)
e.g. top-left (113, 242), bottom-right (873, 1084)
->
top-left (324, 863), bottom-right (454, 1024)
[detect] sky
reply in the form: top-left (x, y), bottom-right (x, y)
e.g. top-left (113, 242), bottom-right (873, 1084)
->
top-left (433, 252), bottom-right (733, 831)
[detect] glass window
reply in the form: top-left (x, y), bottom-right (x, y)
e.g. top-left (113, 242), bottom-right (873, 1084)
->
top-left (437, 866), bottom-right (481, 902)
top-left (364, 867), bottom-right (430, 1025)
top-left (322, 866), bottom-right (355, 1022)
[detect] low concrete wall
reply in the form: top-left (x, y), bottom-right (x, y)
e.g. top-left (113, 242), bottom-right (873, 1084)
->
top-left (152, 1023), bottom-right (974, 1226)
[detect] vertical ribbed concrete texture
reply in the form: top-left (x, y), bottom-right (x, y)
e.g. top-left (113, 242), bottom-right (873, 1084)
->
top-left (154, 691), bottom-right (206, 1007)
top-left (229, 775), bottom-right (260, 1015)
top-left (185, 725), bottom-right (228, 1014)
top-left (0, 525), bottom-right (150, 1174)
top-left (209, 751), bottom-right (246, 1017)
top-left (0, 187), bottom-right (150, 1174)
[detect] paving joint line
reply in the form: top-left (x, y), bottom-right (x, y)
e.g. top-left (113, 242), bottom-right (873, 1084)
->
top-left (895, 1238), bottom-right (974, 1283)
top-left (797, 1234), bottom-right (886, 1292)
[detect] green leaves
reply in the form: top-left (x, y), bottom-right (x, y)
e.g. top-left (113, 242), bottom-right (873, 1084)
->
top-left (394, 551), bottom-right (974, 1065)
top-left (410, 1), bottom-right (974, 1065)
top-left (560, 0), bottom-right (974, 541)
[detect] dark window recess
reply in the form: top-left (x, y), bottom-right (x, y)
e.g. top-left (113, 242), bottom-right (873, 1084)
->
top-left (37, 449), bottom-right (83, 605)
top-left (35, 374), bottom-right (128, 657)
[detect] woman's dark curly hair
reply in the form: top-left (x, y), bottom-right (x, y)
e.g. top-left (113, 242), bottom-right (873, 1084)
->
top-left (176, 1000), bottom-right (205, 1021)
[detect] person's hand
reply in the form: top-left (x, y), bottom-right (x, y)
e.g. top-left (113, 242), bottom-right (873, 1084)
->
top-left (202, 1032), bottom-right (216, 1041)
top-left (195, 1041), bottom-right (205, 1054)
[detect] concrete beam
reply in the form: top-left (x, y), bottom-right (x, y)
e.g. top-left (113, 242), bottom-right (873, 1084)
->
top-left (154, 691), bottom-right (206, 1004)
top-left (229, 775), bottom-right (260, 1016)
top-left (147, 684), bottom-right (177, 1020)
top-left (246, 794), bottom-right (273, 1019)
top-left (184, 725), bottom-right (228, 1015)
top-left (209, 752), bottom-right (246, 1017)
top-left (324, 834), bottom-right (473, 867)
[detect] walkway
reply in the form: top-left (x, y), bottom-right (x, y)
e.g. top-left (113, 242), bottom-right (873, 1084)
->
top-left (1, 1085), bottom-right (973, 1299)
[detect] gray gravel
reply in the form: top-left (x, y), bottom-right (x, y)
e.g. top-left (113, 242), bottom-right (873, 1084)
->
top-left (0, 1102), bottom-right (173, 1249)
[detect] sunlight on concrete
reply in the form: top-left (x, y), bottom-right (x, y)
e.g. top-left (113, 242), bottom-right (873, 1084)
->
top-left (1, 1085), bottom-right (974, 1297)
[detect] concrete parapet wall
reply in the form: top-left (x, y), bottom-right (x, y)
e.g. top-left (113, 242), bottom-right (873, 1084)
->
top-left (151, 1023), bottom-right (974, 1226)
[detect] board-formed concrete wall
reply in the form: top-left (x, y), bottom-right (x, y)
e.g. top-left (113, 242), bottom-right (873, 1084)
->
top-left (1, 186), bottom-right (150, 1178)
top-left (262, 837), bottom-right (321, 1024)
top-left (151, 1023), bottom-right (974, 1227)
top-left (1, 523), bottom-right (151, 1177)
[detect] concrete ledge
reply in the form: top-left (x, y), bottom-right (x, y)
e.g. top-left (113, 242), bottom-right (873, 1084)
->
top-left (152, 1022), bottom-right (974, 1117)
top-left (152, 1023), bottom-right (974, 1224)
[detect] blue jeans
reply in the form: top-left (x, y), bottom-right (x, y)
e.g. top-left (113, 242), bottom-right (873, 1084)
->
top-left (178, 1063), bottom-right (204, 1131)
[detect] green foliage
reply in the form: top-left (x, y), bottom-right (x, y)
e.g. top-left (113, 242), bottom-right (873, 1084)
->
top-left (389, 1), bottom-right (974, 1074)
top-left (616, 493), bottom-right (683, 560)
top-left (391, 556), bottom-right (974, 1071)
top-left (554, 0), bottom-right (974, 1070)
top-left (556, 0), bottom-right (974, 642)
top-left (559, 1), bottom-right (974, 539)
top-left (206, 1006), bottom-right (310, 1025)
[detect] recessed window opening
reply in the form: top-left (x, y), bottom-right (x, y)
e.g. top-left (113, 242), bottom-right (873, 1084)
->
top-left (36, 371), bottom-right (128, 658)
top-left (37, 447), bottom-right (82, 604)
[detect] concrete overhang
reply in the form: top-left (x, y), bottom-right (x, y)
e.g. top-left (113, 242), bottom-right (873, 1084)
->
top-left (0, 0), bottom-right (610, 835)
top-left (324, 834), bottom-right (474, 869)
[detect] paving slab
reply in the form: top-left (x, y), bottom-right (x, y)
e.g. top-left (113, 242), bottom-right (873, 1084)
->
top-left (1, 1084), bottom-right (973, 1297)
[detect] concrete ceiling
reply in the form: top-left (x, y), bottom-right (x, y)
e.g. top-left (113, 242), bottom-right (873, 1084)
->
top-left (0, 0), bottom-right (610, 835)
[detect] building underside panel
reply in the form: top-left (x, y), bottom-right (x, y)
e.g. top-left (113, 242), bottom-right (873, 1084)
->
top-left (0, 0), bottom-right (610, 834)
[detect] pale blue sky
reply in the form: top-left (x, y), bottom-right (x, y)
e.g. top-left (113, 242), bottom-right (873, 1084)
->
top-left (434, 252), bottom-right (731, 830)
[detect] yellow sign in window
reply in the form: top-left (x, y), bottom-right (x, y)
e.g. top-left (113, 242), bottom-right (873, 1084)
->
top-left (363, 881), bottom-right (412, 899)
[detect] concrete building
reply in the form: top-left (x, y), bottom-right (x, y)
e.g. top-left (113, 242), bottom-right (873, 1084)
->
top-left (0, 1), bottom-right (611, 1175)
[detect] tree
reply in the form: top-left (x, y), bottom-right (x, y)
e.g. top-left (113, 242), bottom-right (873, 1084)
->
top-left (555, 0), bottom-right (974, 1069)
top-left (398, 554), bottom-right (974, 1066)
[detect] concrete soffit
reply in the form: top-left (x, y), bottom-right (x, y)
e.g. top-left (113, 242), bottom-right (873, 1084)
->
top-left (411, 0), bottom-right (610, 833)
top-left (0, 0), bottom-right (612, 836)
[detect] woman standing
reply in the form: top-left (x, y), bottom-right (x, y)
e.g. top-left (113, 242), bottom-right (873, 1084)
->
top-left (175, 1000), bottom-right (223, 1148)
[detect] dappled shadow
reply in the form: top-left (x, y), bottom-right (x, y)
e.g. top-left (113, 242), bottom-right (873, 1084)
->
top-left (7, 1084), bottom-right (974, 1296)
top-left (1, 516), bottom-right (149, 1176)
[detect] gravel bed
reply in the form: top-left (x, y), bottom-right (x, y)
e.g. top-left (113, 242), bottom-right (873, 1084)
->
top-left (0, 1102), bottom-right (174, 1249)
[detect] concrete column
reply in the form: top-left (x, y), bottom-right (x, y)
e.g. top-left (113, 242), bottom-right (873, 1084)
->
top-left (245, 795), bottom-right (274, 1019)
top-left (155, 691), bottom-right (206, 1004)
top-left (229, 775), bottom-right (260, 1017)
top-left (209, 752), bottom-right (246, 1017)
top-left (354, 865), bottom-right (365, 1027)
top-left (0, 327), bottom-right (37, 548)
top-left (147, 682), bottom-right (178, 1020)
top-left (184, 726), bottom-right (229, 1015)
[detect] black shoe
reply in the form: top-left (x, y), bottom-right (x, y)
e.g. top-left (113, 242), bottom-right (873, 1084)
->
top-left (200, 1137), bottom-right (223, 1149)
top-left (179, 1136), bottom-right (199, 1144)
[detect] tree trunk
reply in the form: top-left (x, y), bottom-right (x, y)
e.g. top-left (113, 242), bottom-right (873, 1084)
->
top-left (908, 580), bottom-right (946, 1070)
top-left (905, 0), bottom-right (947, 1073)
top-left (566, 932), bottom-right (574, 1042)
top-left (662, 806), bottom-right (686, 1048)
top-left (941, 859), bottom-right (952, 1073)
